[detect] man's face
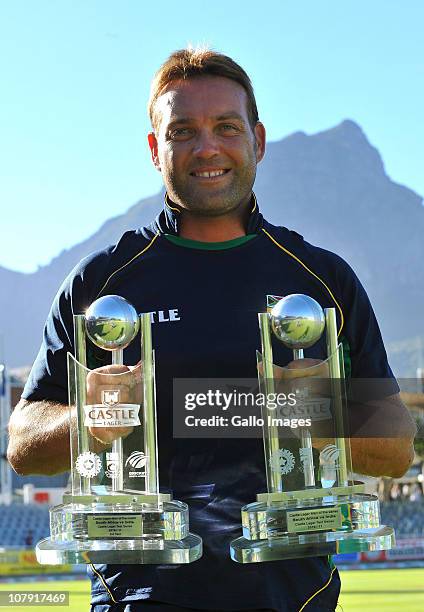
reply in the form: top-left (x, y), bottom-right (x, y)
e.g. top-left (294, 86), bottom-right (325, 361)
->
top-left (148, 76), bottom-right (265, 216)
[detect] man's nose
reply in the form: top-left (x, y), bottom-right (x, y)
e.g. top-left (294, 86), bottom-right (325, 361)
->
top-left (192, 129), bottom-right (220, 157)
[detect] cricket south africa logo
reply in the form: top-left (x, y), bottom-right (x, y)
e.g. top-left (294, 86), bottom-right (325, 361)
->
top-left (84, 389), bottom-right (141, 428)
top-left (125, 451), bottom-right (148, 478)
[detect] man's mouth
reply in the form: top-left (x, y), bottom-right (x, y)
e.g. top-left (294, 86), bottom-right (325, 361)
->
top-left (190, 169), bottom-right (230, 178)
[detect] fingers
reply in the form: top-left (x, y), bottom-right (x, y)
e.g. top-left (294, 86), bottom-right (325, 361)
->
top-left (86, 363), bottom-right (143, 404)
top-left (258, 359), bottom-right (329, 380)
top-left (128, 362), bottom-right (143, 385)
top-left (89, 425), bottom-right (134, 445)
top-left (89, 364), bottom-right (131, 375)
top-left (283, 359), bottom-right (329, 379)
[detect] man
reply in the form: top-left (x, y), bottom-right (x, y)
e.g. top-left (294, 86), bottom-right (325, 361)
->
top-left (8, 48), bottom-right (415, 611)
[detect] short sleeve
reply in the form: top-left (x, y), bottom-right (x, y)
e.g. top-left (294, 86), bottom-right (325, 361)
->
top-left (22, 280), bottom-right (73, 403)
top-left (22, 250), bottom-right (111, 404)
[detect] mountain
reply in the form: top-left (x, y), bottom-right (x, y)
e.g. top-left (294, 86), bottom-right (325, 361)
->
top-left (1, 120), bottom-right (423, 376)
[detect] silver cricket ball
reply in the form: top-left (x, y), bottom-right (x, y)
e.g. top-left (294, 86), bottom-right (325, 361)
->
top-left (270, 294), bottom-right (325, 349)
top-left (85, 295), bottom-right (139, 351)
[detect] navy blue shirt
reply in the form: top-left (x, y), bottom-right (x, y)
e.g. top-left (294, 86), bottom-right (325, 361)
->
top-left (23, 199), bottom-right (397, 610)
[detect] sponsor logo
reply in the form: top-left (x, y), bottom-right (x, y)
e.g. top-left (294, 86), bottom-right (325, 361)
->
top-left (84, 403), bottom-right (141, 428)
top-left (75, 451), bottom-right (102, 478)
top-left (293, 388), bottom-right (332, 420)
top-left (139, 587), bottom-right (153, 599)
top-left (320, 444), bottom-right (340, 467)
top-left (299, 446), bottom-right (314, 467)
top-left (148, 309), bottom-right (181, 324)
top-left (105, 452), bottom-right (120, 478)
top-left (319, 444), bottom-right (340, 487)
top-left (125, 451), bottom-right (147, 478)
top-left (269, 448), bottom-right (295, 474)
top-left (102, 389), bottom-right (120, 407)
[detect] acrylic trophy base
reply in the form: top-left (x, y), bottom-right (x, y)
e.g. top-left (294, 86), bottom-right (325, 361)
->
top-left (230, 492), bottom-right (395, 563)
top-left (36, 494), bottom-right (202, 565)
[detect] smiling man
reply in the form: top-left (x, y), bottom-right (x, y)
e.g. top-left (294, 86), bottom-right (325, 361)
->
top-left (8, 48), bottom-right (415, 611)
top-left (148, 74), bottom-right (265, 226)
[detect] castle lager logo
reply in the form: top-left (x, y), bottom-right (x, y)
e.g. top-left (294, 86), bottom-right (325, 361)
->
top-left (102, 389), bottom-right (120, 406)
top-left (84, 389), bottom-right (141, 428)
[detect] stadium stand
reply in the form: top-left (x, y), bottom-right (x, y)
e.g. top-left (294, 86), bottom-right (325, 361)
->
top-left (0, 504), bottom-right (50, 548)
top-left (11, 473), bottom-right (69, 489)
top-left (380, 500), bottom-right (424, 537)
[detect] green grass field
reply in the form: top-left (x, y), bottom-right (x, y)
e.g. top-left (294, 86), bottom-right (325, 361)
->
top-left (0, 569), bottom-right (423, 611)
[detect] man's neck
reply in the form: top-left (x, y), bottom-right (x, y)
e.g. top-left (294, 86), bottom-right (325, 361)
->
top-left (179, 215), bottom-right (246, 242)
top-left (178, 203), bottom-right (251, 242)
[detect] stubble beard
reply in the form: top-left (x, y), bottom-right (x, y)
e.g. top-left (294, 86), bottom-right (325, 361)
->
top-left (165, 163), bottom-right (257, 218)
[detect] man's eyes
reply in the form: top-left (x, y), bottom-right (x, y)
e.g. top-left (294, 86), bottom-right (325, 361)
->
top-left (168, 124), bottom-right (241, 140)
top-left (169, 127), bottom-right (193, 139)
top-left (219, 123), bottom-right (240, 133)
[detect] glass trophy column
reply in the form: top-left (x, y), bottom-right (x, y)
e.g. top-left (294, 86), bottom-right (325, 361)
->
top-left (230, 294), bottom-right (395, 563)
top-left (36, 295), bottom-right (202, 565)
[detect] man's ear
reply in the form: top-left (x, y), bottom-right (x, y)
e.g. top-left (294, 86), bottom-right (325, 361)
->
top-left (254, 122), bottom-right (266, 163)
top-left (148, 132), bottom-right (161, 171)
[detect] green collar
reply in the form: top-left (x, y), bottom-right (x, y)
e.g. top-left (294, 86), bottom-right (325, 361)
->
top-left (164, 234), bottom-right (256, 250)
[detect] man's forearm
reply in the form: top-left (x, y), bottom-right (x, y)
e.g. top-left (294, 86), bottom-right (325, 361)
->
top-left (313, 394), bottom-right (416, 478)
top-left (7, 399), bottom-right (72, 476)
top-left (349, 393), bottom-right (417, 478)
top-left (350, 436), bottom-right (415, 478)
top-left (8, 398), bottom-right (114, 476)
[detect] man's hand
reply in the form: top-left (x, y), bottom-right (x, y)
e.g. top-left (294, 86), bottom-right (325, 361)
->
top-left (270, 358), bottom-right (333, 447)
top-left (276, 357), bottom-right (329, 379)
top-left (259, 357), bottom-right (416, 477)
top-left (86, 363), bottom-right (142, 446)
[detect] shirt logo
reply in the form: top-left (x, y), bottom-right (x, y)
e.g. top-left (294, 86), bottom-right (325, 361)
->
top-left (147, 308), bottom-right (181, 324)
top-left (266, 295), bottom-right (284, 312)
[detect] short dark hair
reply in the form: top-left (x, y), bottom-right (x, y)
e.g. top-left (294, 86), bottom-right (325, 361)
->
top-left (148, 47), bottom-right (259, 131)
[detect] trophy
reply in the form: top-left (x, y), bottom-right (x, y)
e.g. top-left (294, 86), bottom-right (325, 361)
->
top-left (230, 294), bottom-right (395, 562)
top-left (36, 295), bottom-right (202, 564)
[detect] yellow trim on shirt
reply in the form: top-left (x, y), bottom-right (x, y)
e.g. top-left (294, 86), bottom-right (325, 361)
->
top-left (95, 232), bottom-right (160, 298)
top-left (262, 228), bottom-right (344, 336)
top-left (164, 193), bottom-right (181, 213)
top-left (89, 563), bottom-right (117, 603)
top-left (298, 566), bottom-right (337, 611)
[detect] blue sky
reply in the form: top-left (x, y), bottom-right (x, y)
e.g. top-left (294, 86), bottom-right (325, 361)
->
top-left (1, 0), bottom-right (423, 272)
